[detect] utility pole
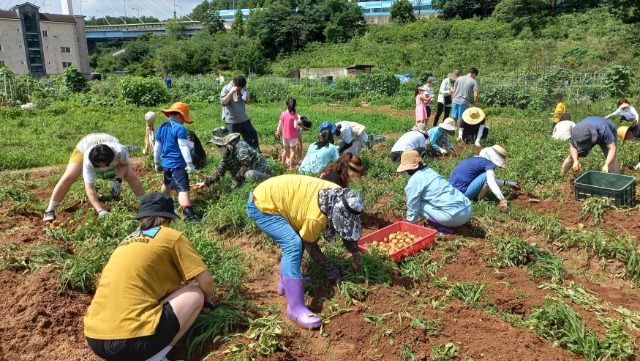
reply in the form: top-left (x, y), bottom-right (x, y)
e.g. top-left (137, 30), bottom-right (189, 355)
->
top-left (80, 0), bottom-right (87, 15)
top-left (132, 7), bottom-right (140, 20)
top-left (124, 0), bottom-right (127, 25)
top-left (173, 0), bottom-right (176, 19)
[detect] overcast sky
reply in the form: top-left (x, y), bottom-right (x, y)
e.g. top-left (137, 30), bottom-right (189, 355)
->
top-left (1, 0), bottom-right (204, 21)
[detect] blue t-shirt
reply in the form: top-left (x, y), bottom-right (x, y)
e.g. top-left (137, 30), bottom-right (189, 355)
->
top-left (449, 157), bottom-right (495, 193)
top-left (156, 119), bottom-right (188, 169)
top-left (570, 116), bottom-right (617, 150)
top-left (298, 143), bottom-right (339, 174)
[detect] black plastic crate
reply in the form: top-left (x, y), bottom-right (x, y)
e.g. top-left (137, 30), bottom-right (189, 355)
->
top-left (574, 170), bottom-right (636, 207)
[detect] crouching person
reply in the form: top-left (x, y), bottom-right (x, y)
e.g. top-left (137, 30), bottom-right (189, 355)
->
top-left (84, 193), bottom-right (215, 361)
top-left (247, 175), bottom-right (363, 329)
top-left (426, 117), bottom-right (457, 156)
top-left (193, 131), bottom-right (274, 191)
top-left (397, 151), bottom-right (472, 234)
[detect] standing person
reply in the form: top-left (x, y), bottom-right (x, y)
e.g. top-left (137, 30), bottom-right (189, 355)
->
top-left (298, 128), bottom-right (339, 174)
top-left (164, 75), bottom-right (172, 89)
top-left (426, 118), bottom-right (457, 156)
top-left (193, 132), bottom-right (274, 191)
top-left (449, 145), bottom-right (521, 210)
top-left (415, 85), bottom-right (429, 125)
top-left (295, 116), bottom-right (313, 167)
top-left (605, 99), bottom-right (639, 123)
top-left (452, 68), bottom-right (479, 131)
top-left (220, 75), bottom-right (260, 151)
top-left (333, 120), bottom-right (369, 156)
top-left (275, 97), bottom-right (300, 170)
top-left (43, 133), bottom-right (145, 221)
top-left (390, 123), bottom-right (429, 162)
top-left (154, 102), bottom-right (201, 222)
top-left (84, 192), bottom-right (215, 361)
top-left (397, 150), bottom-right (472, 234)
top-left (434, 70), bottom-right (459, 127)
top-left (247, 175), bottom-right (364, 329)
top-left (551, 94), bottom-right (567, 133)
top-left (143, 111), bottom-right (157, 155)
top-left (423, 77), bottom-right (436, 123)
top-left (318, 153), bottom-right (365, 187)
top-left (561, 116), bottom-right (620, 174)
top-left (457, 107), bottom-right (489, 146)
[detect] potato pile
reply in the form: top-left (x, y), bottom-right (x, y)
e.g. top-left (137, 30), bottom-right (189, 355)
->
top-left (369, 231), bottom-right (419, 255)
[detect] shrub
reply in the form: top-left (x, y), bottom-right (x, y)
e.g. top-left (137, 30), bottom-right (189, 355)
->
top-left (604, 65), bottom-right (633, 98)
top-left (119, 76), bottom-right (169, 106)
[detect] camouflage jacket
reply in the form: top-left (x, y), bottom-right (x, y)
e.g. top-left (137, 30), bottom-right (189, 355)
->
top-left (205, 141), bottom-right (273, 186)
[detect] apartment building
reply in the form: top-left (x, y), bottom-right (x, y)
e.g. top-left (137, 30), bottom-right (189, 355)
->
top-left (0, 2), bottom-right (89, 76)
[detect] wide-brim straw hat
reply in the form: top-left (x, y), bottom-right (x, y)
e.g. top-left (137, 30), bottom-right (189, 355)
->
top-left (618, 125), bottom-right (630, 146)
top-left (462, 107), bottom-right (485, 125)
top-left (479, 144), bottom-right (508, 168)
top-left (448, 70), bottom-right (460, 80)
top-left (411, 123), bottom-right (428, 136)
top-left (348, 161), bottom-right (364, 184)
top-left (440, 117), bottom-right (457, 132)
top-left (397, 150), bottom-right (425, 172)
top-left (162, 102), bottom-right (193, 124)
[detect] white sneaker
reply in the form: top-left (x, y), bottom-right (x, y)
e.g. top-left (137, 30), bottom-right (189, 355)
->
top-left (634, 162), bottom-right (640, 170)
top-left (43, 210), bottom-right (55, 221)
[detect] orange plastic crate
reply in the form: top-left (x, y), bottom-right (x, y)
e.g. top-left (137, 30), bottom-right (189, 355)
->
top-left (358, 221), bottom-right (437, 262)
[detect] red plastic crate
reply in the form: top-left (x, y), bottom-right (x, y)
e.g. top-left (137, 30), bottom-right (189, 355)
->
top-left (358, 221), bottom-right (437, 262)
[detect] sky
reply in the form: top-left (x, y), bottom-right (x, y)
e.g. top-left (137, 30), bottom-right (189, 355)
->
top-left (0, 0), bottom-right (203, 21)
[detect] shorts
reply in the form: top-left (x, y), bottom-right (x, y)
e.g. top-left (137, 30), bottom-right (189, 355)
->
top-left (163, 167), bottom-right (190, 192)
top-left (451, 103), bottom-right (469, 119)
top-left (69, 148), bottom-right (83, 163)
top-left (86, 302), bottom-right (180, 361)
top-left (282, 138), bottom-right (299, 148)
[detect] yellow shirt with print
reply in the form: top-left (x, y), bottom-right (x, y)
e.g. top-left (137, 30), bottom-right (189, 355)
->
top-left (553, 102), bottom-right (566, 123)
top-left (84, 226), bottom-right (207, 340)
top-left (252, 175), bottom-right (340, 243)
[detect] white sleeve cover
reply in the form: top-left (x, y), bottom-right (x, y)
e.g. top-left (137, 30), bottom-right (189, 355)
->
top-left (154, 140), bottom-right (162, 164)
top-left (178, 139), bottom-right (193, 163)
top-left (485, 169), bottom-right (505, 201)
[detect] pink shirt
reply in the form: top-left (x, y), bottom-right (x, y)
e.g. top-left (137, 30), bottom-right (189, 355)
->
top-left (279, 111), bottom-right (299, 139)
top-left (415, 95), bottom-right (427, 121)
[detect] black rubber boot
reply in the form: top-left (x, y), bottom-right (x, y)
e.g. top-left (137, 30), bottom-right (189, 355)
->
top-left (183, 206), bottom-right (201, 223)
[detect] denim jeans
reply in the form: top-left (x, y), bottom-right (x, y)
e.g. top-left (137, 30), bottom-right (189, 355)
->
top-left (464, 173), bottom-right (487, 200)
top-left (247, 199), bottom-right (303, 278)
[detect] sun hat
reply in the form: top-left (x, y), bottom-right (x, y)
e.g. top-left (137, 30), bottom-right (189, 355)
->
top-left (479, 145), bottom-right (508, 168)
top-left (617, 125), bottom-right (631, 146)
top-left (397, 150), bottom-right (425, 172)
top-left (318, 188), bottom-right (363, 242)
top-left (144, 111), bottom-right (157, 125)
top-left (348, 161), bottom-right (364, 184)
top-left (162, 102), bottom-right (193, 124)
top-left (449, 70), bottom-right (460, 79)
top-left (319, 121), bottom-right (337, 134)
top-left (210, 133), bottom-right (240, 146)
top-left (572, 124), bottom-right (598, 154)
top-left (426, 76), bottom-right (437, 84)
top-left (135, 192), bottom-right (179, 219)
top-left (439, 117), bottom-right (457, 132)
top-left (462, 107), bottom-right (485, 125)
top-left (299, 116), bottom-right (312, 130)
top-left (418, 86), bottom-right (428, 92)
top-left (207, 126), bottom-right (229, 144)
top-left (411, 123), bottom-right (429, 136)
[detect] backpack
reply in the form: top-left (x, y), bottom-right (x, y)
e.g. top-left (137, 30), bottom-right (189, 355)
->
top-left (187, 130), bottom-right (207, 169)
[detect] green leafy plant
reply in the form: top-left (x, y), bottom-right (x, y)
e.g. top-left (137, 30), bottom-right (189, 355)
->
top-left (184, 304), bottom-right (249, 361)
top-left (118, 76), bottom-right (168, 106)
top-left (451, 281), bottom-right (487, 305)
top-left (429, 342), bottom-right (459, 361)
top-left (580, 197), bottom-right (615, 225)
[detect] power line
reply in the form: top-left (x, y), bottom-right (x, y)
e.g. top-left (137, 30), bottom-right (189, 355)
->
top-left (104, 0), bottom-right (126, 23)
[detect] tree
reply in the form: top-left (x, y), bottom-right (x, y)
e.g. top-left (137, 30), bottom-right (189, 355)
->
top-left (433, 0), bottom-right (499, 19)
top-left (390, 0), bottom-right (416, 24)
top-left (493, 0), bottom-right (548, 31)
top-left (246, 1), bottom-right (305, 59)
top-left (232, 9), bottom-right (245, 36)
top-left (190, 0), bottom-right (225, 35)
top-left (606, 0), bottom-right (640, 23)
top-left (296, 0), bottom-right (365, 43)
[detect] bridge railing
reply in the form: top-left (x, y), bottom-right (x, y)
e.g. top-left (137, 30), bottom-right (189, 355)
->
top-left (86, 21), bottom-right (202, 32)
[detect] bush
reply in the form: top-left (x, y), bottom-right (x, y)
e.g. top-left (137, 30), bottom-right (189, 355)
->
top-left (119, 76), bottom-right (169, 106)
top-left (604, 65), bottom-right (633, 98)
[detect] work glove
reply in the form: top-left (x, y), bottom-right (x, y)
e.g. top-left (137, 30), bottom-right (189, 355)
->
top-left (186, 163), bottom-right (196, 174)
top-left (475, 140), bottom-right (481, 147)
top-left (203, 298), bottom-right (215, 311)
top-left (572, 161), bottom-right (581, 173)
top-left (110, 179), bottom-right (122, 198)
top-left (450, 147), bottom-right (457, 153)
top-left (439, 148), bottom-right (448, 155)
top-left (231, 179), bottom-right (240, 190)
top-left (154, 163), bottom-right (163, 173)
top-left (634, 162), bottom-right (640, 170)
top-left (98, 209), bottom-right (109, 217)
top-left (324, 264), bottom-right (341, 282)
top-left (509, 183), bottom-right (522, 191)
top-left (601, 165), bottom-right (609, 173)
top-left (351, 253), bottom-right (362, 271)
top-left (498, 199), bottom-right (508, 212)
top-left (456, 137), bottom-right (463, 143)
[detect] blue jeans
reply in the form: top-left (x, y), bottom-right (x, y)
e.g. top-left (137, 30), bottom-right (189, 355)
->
top-left (451, 103), bottom-right (469, 119)
top-left (464, 173), bottom-right (487, 200)
top-left (247, 199), bottom-right (303, 278)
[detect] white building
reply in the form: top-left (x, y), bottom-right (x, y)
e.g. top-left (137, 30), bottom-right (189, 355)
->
top-left (0, 2), bottom-right (89, 76)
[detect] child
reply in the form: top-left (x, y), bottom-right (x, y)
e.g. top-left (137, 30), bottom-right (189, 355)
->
top-left (424, 77), bottom-right (436, 123)
top-left (275, 97), bottom-right (300, 170)
top-left (415, 85), bottom-right (429, 125)
top-left (143, 111), bottom-right (156, 155)
top-left (552, 94), bottom-right (566, 133)
top-left (153, 102), bottom-right (200, 223)
top-left (295, 115), bottom-right (312, 167)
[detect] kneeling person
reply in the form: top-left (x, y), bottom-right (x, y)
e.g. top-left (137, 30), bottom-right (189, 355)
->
top-left (426, 117), bottom-right (457, 155)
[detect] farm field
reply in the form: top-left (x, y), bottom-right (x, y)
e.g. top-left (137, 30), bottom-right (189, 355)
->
top-left (2, 101), bottom-right (640, 361)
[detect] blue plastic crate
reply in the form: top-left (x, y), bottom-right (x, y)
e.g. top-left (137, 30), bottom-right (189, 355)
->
top-left (574, 170), bottom-right (636, 207)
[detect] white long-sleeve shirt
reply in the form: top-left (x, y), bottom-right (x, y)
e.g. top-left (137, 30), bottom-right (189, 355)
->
top-left (607, 105), bottom-right (639, 121)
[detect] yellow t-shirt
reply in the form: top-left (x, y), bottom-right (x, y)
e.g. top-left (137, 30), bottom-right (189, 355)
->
top-left (84, 226), bottom-right (207, 340)
top-left (553, 102), bottom-right (566, 123)
top-left (252, 175), bottom-right (339, 243)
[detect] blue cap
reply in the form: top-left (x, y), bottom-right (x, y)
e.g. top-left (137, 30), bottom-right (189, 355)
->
top-left (319, 121), bottom-right (336, 134)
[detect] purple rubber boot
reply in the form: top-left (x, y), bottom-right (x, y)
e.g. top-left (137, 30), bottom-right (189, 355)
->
top-left (427, 216), bottom-right (455, 235)
top-left (283, 277), bottom-right (322, 329)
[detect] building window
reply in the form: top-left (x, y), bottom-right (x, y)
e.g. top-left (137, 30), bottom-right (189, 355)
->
top-left (62, 62), bottom-right (73, 68)
top-left (48, 61), bottom-right (50, 65)
top-left (0, 45), bottom-right (2, 51)
top-left (19, 45), bottom-right (22, 48)
top-left (42, 30), bottom-right (48, 37)
top-left (0, 61), bottom-right (4, 65)
top-left (61, 47), bottom-right (71, 53)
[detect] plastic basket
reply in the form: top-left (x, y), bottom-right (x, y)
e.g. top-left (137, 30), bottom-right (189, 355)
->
top-left (358, 221), bottom-right (437, 262)
top-left (574, 170), bottom-right (636, 207)
top-left (366, 135), bottom-right (386, 149)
